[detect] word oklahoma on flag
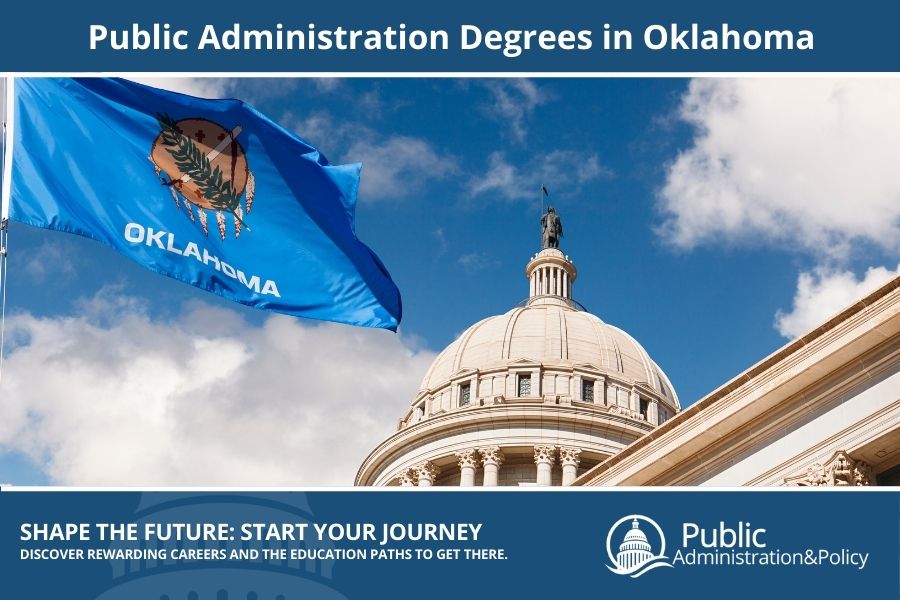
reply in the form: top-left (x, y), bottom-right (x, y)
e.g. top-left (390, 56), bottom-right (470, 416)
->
top-left (4, 77), bottom-right (401, 330)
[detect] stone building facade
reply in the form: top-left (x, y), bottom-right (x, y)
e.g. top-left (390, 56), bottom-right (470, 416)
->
top-left (357, 236), bottom-right (900, 489)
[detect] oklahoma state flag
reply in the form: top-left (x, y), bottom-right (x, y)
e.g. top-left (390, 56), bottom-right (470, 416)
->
top-left (4, 77), bottom-right (401, 330)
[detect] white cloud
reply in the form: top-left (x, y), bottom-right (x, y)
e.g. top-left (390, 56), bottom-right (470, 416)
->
top-left (456, 252), bottom-right (499, 273)
top-left (22, 240), bottom-right (77, 283)
top-left (0, 294), bottom-right (435, 486)
top-left (128, 77), bottom-right (314, 104)
top-left (469, 152), bottom-right (523, 199)
top-left (127, 77), bottom-right (235, 99)
top-left (775, 265), bottom-right (900, 339)
top-left (312, 78), bottom-right (342, 93)
top-left (290, 110), bottom-right (340, 146)
top-left (658, 79), bottom-right (900, 258)
top-left (288, 111), bottom-right (457, 203)
top-left (468, 150), bottom-right (612, 202)
top-left (432, 228), bottom-right (448, 258)
top-left (480, 80), bottom-right (547, 142)
top-left (348, 136), bottom-right (457, 201)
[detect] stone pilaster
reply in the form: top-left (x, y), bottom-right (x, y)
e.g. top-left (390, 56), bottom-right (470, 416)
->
top-left (414, 461), bottom-right (440, 487)
top-left (533, 445), bottom-right (557, 486)
top-left (559, 446), bottom-right (582, 486)
top-left (606, 383), bottom-right (617, 406)
top-left (477, 446), bottom-right (505, 486)
top-left (456, 449), bottom-right (481, 487)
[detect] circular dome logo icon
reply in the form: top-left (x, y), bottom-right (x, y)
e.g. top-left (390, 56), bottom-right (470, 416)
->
top-left (606, 514), bottom-right (674, 578)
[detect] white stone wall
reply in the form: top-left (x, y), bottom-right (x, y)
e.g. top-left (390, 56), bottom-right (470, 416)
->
top-left (698, 369), bottom-right (900, 486)
top-left (402, 365), bottom-right (677, 429)
top-left (501, 464), bottom-right (561, 486)
top-left (428, 458), bottom-right (594, 487)
top-left (364, 410), bottom-right (641, 486)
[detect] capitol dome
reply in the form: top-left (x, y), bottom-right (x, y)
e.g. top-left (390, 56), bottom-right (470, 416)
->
top-left (419, 298), bottom-right (678, 408)
top-left (617, 519), bottom-right (654, 570)
top-left (356, 224), bottom-right (680, 487)
top-left (622, 520), bottom-right (651, 546)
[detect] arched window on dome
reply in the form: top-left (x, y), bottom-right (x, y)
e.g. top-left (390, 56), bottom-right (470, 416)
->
top-left (639, 398), bottom-right (649, 420)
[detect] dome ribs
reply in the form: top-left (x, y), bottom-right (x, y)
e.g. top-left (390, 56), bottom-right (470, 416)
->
top-left (452, 316), bottom-right (490, 373)
top-left (502, 307), bottom-right (526, 360)
top-left (545, 306), bottom-right (563, 360)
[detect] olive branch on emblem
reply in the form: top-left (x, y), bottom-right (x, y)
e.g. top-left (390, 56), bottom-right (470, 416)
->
top-left (156, 113), bottom-right (248, 227)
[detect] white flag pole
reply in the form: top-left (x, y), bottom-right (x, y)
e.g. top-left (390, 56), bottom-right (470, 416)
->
top-left (0, 76), bottom-right (12, 384)
top-left (1, 76), bottom-right (13, 221)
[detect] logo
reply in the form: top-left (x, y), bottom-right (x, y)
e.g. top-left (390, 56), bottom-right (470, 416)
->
top-left (150, 114), bottom-right (256, 240)
top-left (606, 514), bottom-right (673, 578)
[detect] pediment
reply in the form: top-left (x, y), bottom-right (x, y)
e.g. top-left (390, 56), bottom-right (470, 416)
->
top-left (634, 381), bottom-right (657, 394)
top-left (449, 367), bottom-right (478, 380)
top-left (507, 357), bottom-right (541, 367)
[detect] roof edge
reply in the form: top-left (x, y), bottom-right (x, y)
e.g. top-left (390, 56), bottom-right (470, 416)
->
top-left (573, 274), bottom-right (900, 486)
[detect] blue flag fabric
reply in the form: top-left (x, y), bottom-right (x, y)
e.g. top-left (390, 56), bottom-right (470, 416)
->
top-left (6, 77), bottom-right (401, 330)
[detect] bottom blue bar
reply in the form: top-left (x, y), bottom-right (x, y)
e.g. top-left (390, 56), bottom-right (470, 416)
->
top-left (1, 490), bottom-right (897, 599)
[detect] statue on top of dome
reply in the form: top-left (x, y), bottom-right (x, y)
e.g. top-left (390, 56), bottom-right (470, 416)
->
top-left (541, 206), bottom-right (563, 249)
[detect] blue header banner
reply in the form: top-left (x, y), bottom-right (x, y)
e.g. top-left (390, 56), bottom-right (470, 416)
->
top-left (2, 490), bottom-right (898, 599)
top-left (0, 0), bottom-right (899, 72)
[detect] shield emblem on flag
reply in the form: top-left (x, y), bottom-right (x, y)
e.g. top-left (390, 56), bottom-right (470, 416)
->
top-left (150, 114), bottom-right (256, 240)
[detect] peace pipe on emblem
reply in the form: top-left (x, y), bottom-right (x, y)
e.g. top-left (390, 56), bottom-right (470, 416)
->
top-left (175, 126), bottom-right (243, 184)
top-left (173, 126), bottom-right (251, 232)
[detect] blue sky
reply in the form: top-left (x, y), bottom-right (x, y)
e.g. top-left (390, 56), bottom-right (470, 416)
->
top-left (1, 77), bottom-right (898, 485)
